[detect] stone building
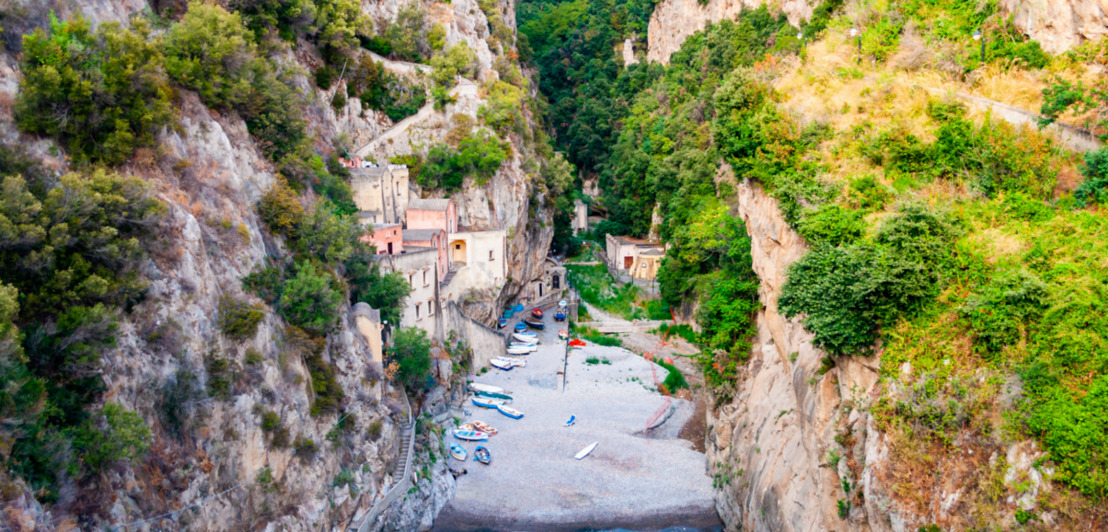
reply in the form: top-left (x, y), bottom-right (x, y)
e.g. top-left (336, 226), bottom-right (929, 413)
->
top-left (402, 228), bottom-right (448, 283)
top-left (343, 158), bottom-right (411, 225)
top-left (375, 247), bottom-right (441, 335)
top-left (360, 222), bottom-right (402, 255)
top-left (407, 198), bottom-right (457, 233)
top-left (526, 257), bottom-right (567, 302)
top-left (572, 199), bottom-right (588, 235)
top-left (605, 234), bottom-right (665, 280)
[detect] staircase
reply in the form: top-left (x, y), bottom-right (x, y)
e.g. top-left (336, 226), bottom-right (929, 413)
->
top-left (440, 267), bottom-right (458, 287)
top-left (392, 421), bottom-right (413, 479)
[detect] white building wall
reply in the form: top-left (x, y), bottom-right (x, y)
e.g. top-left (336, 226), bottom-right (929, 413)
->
top-left (376, 247), bottom-right (440, 337)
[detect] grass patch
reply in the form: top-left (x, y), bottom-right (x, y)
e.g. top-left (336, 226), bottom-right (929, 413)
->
top-left (576, 326), bottom-right (622, 347)
top-left (657, 359), bottom-right (688, 392)
top-left (566, 264), bottom-right (644, 320)
top-left (657, 323), bottom-right (698, 346)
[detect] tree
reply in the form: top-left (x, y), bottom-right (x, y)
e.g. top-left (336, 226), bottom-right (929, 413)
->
top-left (389, 327), bottom-right (431, 390)
top-left (15, 15), bottom-right (174, 165)
top-left (279, 261), bottom-right (343, 336)
top-left (73, 403), bottom-right (151, 473)
top-left (345, 248), bottom-right (410, 324)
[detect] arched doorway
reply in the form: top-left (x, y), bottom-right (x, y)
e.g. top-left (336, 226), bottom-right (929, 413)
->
top-left (552, 274), bottom-right (560, 289)
top-left (450, 239), bottom-right (467, 265)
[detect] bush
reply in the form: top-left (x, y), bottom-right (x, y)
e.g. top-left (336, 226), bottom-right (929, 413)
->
top-left (73, 403), bottom-right (152, 473)
top-left (219, 296), bottom-right (265, 339)
top-left (15, 15), bottom-right (174, 165)
top-left (658, 360), bottom-right (688, 392)
top-left (206, 352), bottom-right (239, 399)
top-left (417, 130), bottom-right (509, 190)
top-left (389, 327), bottom-right (432, 391)
top-left (258, 178), bottom-right (305, 239)
top-left (797, 204), bottom-right (865, 247)
top-left (279, 261), bottom-right (343, 336)
top-left (1073, 147), bottom-right (1108, 208)
top-left (367, 420), bottom-right (384, 441)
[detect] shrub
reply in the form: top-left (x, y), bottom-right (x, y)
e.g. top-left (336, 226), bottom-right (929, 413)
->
top-left (658, 360), bottom-right (688, 392)
top-left (279, 261), bottom-right (343, 336)
top-left (797, 204), bottom-right (865, 247)
top-left (15, 15), bottom-right (174, 165)
top-left (219, 296), bottom-right (265, 339)
top-left (384, 1), bottom-right (430, 62)
top-left (959, 270), bottom-right (1048, 357)
top-left (417, 130), bottom-right (509, 190)
top-left (367, 420), bottom-right (384, 441)
top-left (73, 403), bottom-right (152, 473)
top-left (389, 327), bottom-right (432, 391)
top-left (345, 250), bottom-right (411, 324)
top-left (1073, 147), bottom-right (1108, 208)
top-left (258, 178), bottom-right (305, 239)
top-left (293, 435), bottom-right (318, 459)
top-left (206, 352), bottom-right (238, 399)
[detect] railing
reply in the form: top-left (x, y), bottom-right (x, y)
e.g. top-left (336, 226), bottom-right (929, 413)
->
top-left (352, 390), bottom-right (415, 532)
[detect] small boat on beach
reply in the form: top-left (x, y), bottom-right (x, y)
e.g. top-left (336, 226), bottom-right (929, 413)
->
top-left (513, 322), bottom-right (528, 333)
top-left (559, 300), bottom-right (568, 308)
top-left (474, 390), bottom-right (513, 402)
top-left (469, 383), bottom-right (505, 394)
top-left (472, 397), bottom-right (504, 409)
top-left (474, 446), bottom-right (491, 464)
top-left (531, 308), bottom-right (544, 318)
top-left (497, 318), bottom-right (508, 329)
top-left (497, 404), bottom-right (524, 419)
top-left (515, 330), bottom-right (538, 337)
top-left (453, 429), bottom-right (489, 441)
top-left (490, 358), bottom-right (514, 371)
top-left (507, 344), bottom-right (537, 355)
top-left (512, 333), bottom-right (537, 344)
top-left (492, 356), bottom-right (526, 368)
top-left (564, 415), bottom-right (576, 427)
top-left (524, 319), bottom-right (545, 330)
top-left (554, 310), bottom-right (566, 321)
top-left (575, 442), bottom-right (598, 460)
top-left (558, 330), bottom-right (568, 340)
top-left (449, 444), bottom-right (467, 460)
top-left (471, 420), bottom-right (498, 435)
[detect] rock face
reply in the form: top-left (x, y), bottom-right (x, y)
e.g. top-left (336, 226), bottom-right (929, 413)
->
top-left (646, 0), bottom-right (814, 63)
top-left (706, 174), bottom-right (896, 531)
top-left (1000, 0), bottom-right (1108, 54)
top-left (0, 0), bottom-right (551, 529)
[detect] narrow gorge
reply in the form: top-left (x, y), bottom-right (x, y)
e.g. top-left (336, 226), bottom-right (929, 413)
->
top-left (1, 0), bottom-right (1107, 530)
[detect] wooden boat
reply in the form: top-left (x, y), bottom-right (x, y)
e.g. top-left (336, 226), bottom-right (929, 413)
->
top-left (492, 356), bottom-right (526, 368)
top-left (512, 333), bottom-right (537, 344)
top-left (449, 444), bottom-right (467, 460)
top-left (514, 330), bottom-right (538, 337)
top-left (490, 358), bottom-right (514, 371)
top-left (558, 330), bottom-right (568, 340)
top-left (469, 383), bottom-right (505, 394)
top-left (472, 397), bottom-right (504, 409)
top-left (513, 322), bottom-right (528, 333)
top-left (554, 310), bottom-right (566, 321)
top-left (507, 344), bottom-right (537, 355)
top-left (474, 446), bottom-right (491, 464)
top-left (559, 300), bottom-right (568, 308)
top-left (564, 415), bottom-right (576, 427)
top-left (575, 442), bottom-right (598, 460)
top-left (531, 308), bottom-right (544, 318)
top-left (459, 423), bottom-right (476, 431)
top-left (523, 319), bottom-right (545, 330)
top-left (496, 404), bottom-right (524, 419)
top-left (497, 318), bottom-right (508, 329)
top-left (471, 420), bottom-right (498, 435)
top-left (453, 429), bottom-right (489, 441)
top-left (474, 390), bottom-right (513, 402)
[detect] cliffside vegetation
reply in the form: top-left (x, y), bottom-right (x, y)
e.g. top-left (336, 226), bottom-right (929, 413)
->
top-left (522, 0), bottom-right (1108, 524)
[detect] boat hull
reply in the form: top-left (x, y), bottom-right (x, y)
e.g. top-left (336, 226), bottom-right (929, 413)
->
top-left (453, 430), bottom-right (489, 441)
top-left (575, 442), bottom-right (598, 460)
top-left (472, 397), bottom-right (504, 409)
top-left (524, 320), bottom-right (545, 330)
top-left (449, 444), bottom-right (467, 460)
top-left (469, 383), bottom-right (505, 394)
top-left (474, 446), bottom-right (491, 464)
top-left (496, 404), bottom-right (524, 419)
top-left (512, 333), bottom-right (537, 343)
top-left (474, 390), bottom-right (513, 402)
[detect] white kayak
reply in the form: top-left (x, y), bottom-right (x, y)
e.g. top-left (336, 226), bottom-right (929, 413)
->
top-left (512, 333), bottom-right (538, 344)
top-left (469, 383), bottom-right (505, 394)
top-left (507, 344), bottom-right (537, 354)
top-left (575, 442), bottom-right (598, 460)
top-left (490, 358), bottom-right (514, 371)
top-left (514, 331), bottom-right (538, 337)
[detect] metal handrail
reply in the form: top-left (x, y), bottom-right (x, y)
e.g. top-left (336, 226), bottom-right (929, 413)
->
top-left (353, 389), bottom-right (415, 532)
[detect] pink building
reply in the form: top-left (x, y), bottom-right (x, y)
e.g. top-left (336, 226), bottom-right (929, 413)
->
top-left (402, 229), bottom-right (448, 282)
top-left (361, 223), bottom-right (402, 255)
top-left (407, 198), bottom-right (457, 234)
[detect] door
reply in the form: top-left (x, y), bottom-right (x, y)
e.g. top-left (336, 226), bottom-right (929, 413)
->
top-left (387, 242), bottom-right (393, 254)
top-left (624, 256), bottom-right (633, 269)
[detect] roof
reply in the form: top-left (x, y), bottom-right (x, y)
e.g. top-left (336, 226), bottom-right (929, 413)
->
top-left (639, 248), bottom-right (665, 256)
top-left (368, 222), bottom-right (401, 231)
top-left (408, 198), bottom-right (452, 211)
top-left (403, 229), bottom-right (443, 242)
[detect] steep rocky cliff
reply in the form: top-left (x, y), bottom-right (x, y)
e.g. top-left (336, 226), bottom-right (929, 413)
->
top-left (647, 0), bottom-right (1108, 63)
top-left (0, 0), bottom-right (551, 528)
top-left (707, 172), bottom-right (893, 531)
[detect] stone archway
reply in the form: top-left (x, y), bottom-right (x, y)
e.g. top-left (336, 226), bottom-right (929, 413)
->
top-left (450, 239), bottom-right (467, 265)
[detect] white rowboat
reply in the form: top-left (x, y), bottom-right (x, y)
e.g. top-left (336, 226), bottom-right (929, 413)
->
top-left (469, 383), bottom-right (505, 394)
top-left (575, 442), bottom-right (598, 460)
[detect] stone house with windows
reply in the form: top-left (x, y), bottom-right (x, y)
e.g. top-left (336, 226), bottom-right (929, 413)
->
top-left (375, 247), bottom-right (440, 336)
top-left (360, 223), bottom-right (402, 255)
top-left (407, 198), bottom-right (457, 233)
top-left (402, 228), bottom-right (448, 282)
top-left (605, 234), bottom-right (665, 281)
top-left (344, 158), bottom-right (411, 226)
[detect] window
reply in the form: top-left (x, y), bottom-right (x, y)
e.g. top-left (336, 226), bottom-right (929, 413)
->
top-left (455, 244), bottom-right (461, 250)
top-left (409, 274), bottom-right (414, 287)
top-left (415, 303), bottom-right (421, 319)
top-left (489, 250), bottom-right (494, 261)
top-left (423, 271), bottom-right (428, 286)
top-left (427, 299), bottom-right (434, 315)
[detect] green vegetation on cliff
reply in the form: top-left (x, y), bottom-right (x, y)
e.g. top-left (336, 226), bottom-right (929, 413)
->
top-left (522, 0), bottom-right (1108, 520)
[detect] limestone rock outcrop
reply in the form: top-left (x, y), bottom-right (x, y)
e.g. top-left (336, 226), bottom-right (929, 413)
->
top-left (647, 0), bottom-right (814, 63)
top-left (1000, 0), bottom-right (1108, 54)
top-left (706, 172), bottom-right (897, 531)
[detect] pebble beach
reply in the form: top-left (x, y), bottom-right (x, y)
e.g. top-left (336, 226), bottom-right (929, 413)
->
top-left (432, 315), bottom-right (722, 531)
